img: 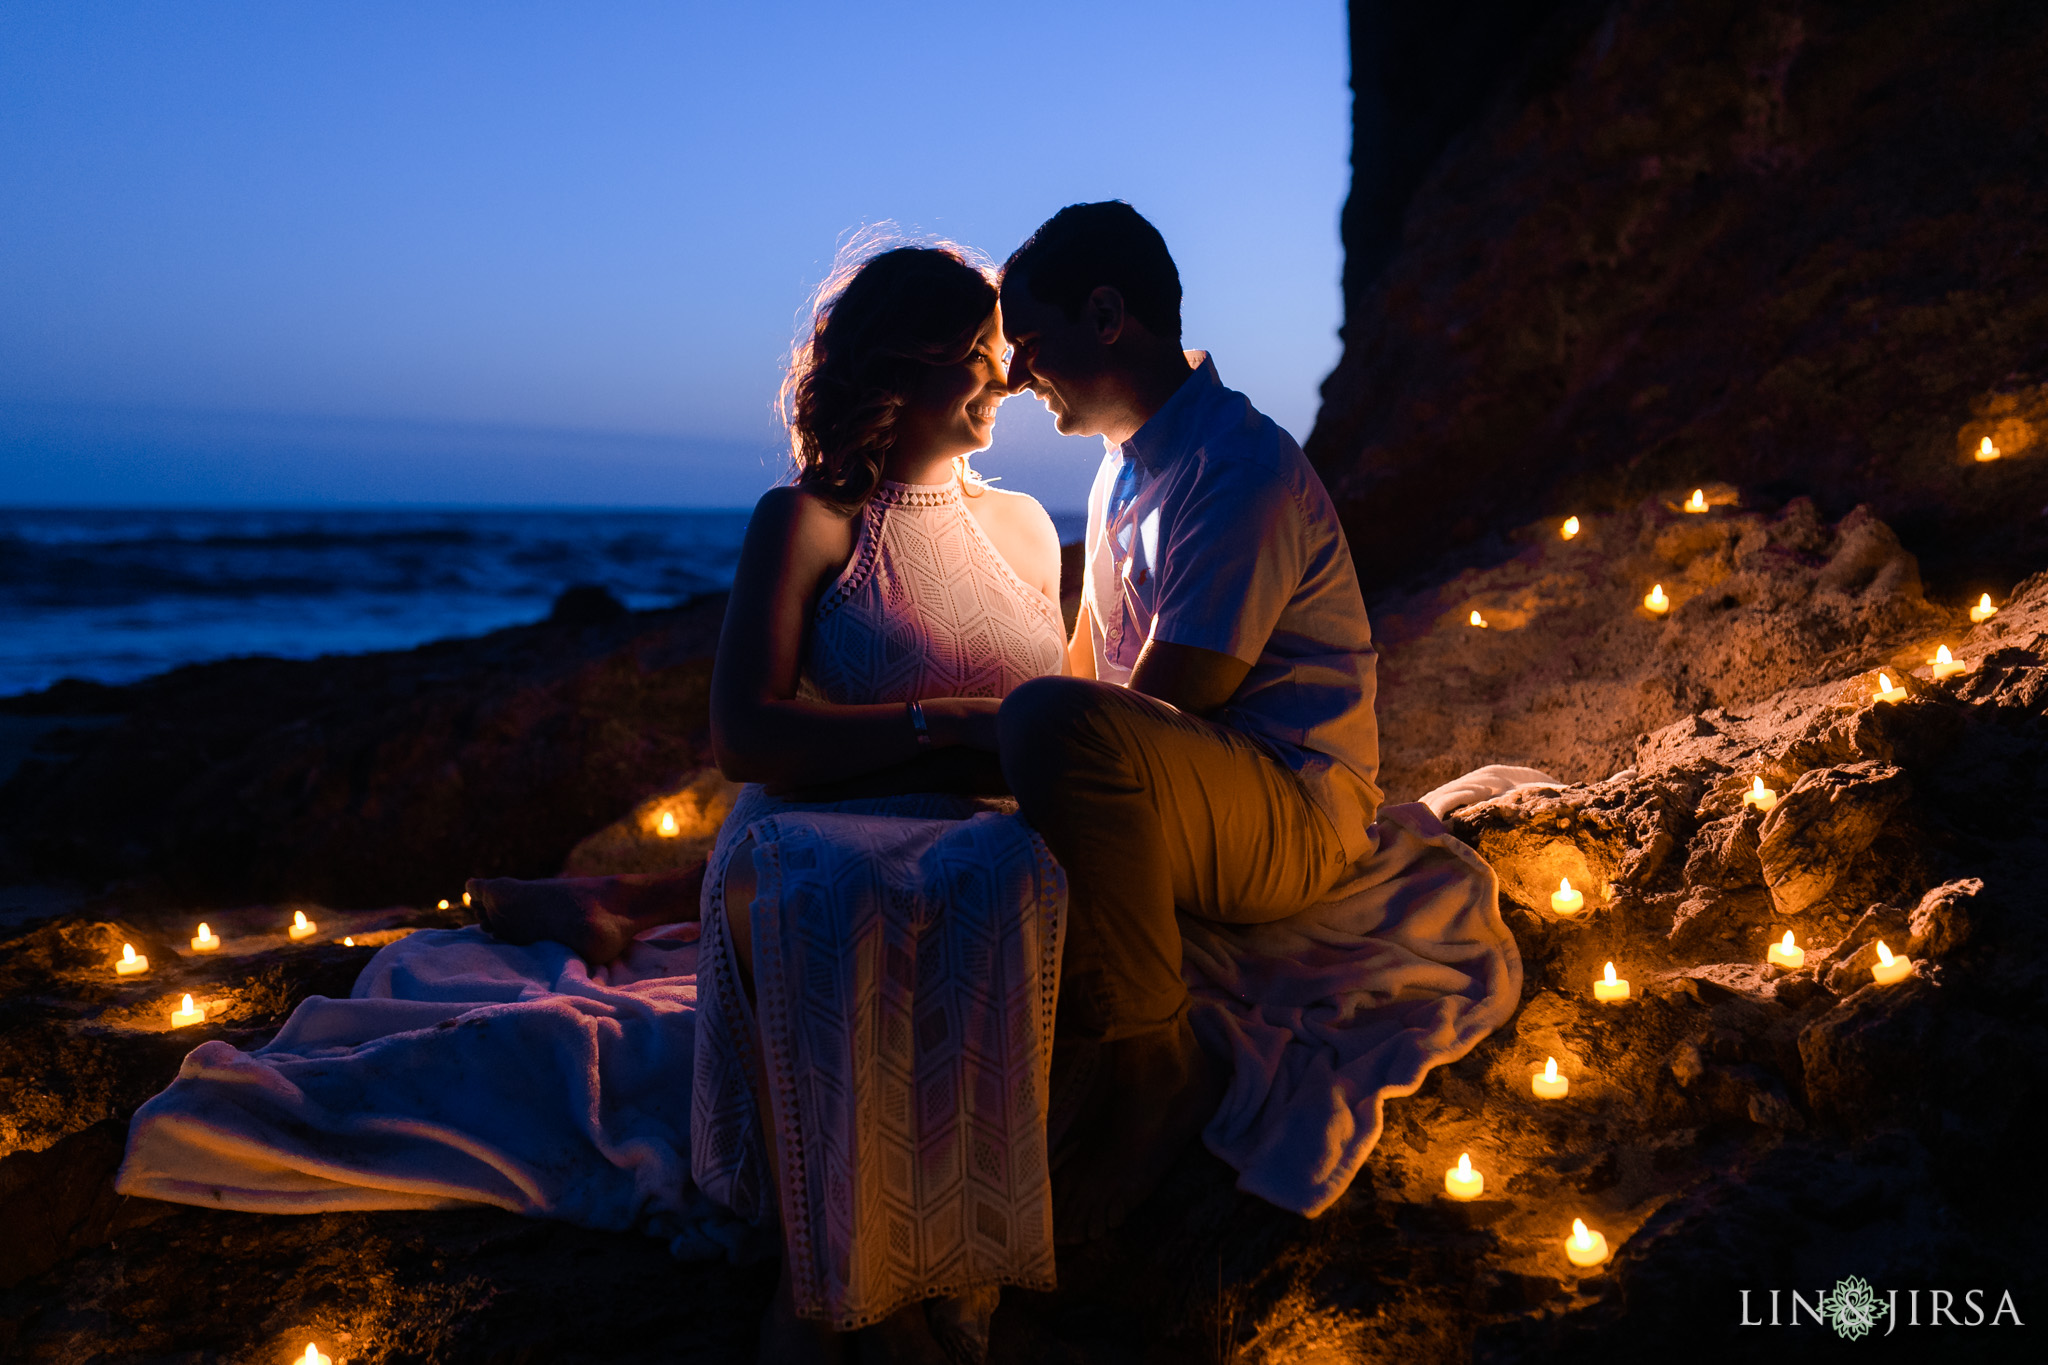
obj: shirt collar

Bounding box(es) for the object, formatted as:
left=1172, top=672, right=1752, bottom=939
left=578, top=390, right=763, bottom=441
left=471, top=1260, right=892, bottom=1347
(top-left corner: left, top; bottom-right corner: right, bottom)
left=1118, top=350, right=1220, bottom=474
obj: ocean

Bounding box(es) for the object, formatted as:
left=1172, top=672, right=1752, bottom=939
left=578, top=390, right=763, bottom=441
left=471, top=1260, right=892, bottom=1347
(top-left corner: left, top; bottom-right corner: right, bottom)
left=0, top=505, right=1089, bottom=698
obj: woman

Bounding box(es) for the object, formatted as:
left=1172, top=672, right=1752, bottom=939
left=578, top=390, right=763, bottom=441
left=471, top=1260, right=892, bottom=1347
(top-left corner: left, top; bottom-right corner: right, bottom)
left=483, top=241, right=1071, bottom=1362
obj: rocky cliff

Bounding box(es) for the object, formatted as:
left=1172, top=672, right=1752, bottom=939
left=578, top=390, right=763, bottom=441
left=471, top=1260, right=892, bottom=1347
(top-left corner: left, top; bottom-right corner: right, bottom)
left=1313, top=0, right=2048, bottom=601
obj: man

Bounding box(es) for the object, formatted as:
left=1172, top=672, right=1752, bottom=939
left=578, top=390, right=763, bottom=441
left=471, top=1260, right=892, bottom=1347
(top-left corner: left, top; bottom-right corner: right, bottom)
left=997, top=201, right=1383, bottom=1240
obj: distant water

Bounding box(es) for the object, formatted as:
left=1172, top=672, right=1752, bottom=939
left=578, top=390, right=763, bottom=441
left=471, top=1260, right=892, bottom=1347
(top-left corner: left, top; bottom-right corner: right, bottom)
left=0, top=505, right=1089, bottom=698
left=0, top=507, right=754, bottom=697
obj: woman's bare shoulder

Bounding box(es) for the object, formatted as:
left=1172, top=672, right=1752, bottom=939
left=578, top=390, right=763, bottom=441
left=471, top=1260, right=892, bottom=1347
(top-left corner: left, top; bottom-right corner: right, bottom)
left=748, top=484, right=858, bottom=546
left=968, top=484, right=1058, bottom=540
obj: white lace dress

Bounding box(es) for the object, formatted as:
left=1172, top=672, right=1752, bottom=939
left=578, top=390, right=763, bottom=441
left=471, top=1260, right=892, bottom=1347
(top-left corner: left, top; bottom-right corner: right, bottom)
left=689, top=478, right=1069, bottom=1329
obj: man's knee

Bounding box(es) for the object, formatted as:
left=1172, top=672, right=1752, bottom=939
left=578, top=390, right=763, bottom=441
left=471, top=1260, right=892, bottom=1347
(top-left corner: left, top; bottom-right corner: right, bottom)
left=1000, top=676, right=1121, bottom=794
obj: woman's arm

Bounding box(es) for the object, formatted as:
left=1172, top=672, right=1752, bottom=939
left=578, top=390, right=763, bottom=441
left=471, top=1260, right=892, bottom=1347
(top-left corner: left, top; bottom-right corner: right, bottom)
left=1067, top=599, right=1097, bottom=679
left=710, top=487, right=999, bottom=787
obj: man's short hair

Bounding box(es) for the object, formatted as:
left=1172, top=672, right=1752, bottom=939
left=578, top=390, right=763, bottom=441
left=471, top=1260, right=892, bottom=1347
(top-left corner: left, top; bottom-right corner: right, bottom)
left=1001, top=201, right=1183, bottom=343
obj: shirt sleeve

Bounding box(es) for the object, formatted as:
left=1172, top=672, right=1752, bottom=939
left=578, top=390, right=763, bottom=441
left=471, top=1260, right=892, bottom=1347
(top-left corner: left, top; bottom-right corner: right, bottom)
left=1150, top=454, right=1303, bottom=665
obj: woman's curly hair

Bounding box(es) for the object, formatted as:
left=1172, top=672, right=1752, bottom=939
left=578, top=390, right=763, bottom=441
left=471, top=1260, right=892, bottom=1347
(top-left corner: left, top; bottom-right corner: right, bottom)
left=780, top=236, right=998, bottom=510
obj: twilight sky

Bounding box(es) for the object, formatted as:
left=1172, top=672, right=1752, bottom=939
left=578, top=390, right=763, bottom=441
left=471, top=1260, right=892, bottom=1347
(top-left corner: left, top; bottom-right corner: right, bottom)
left=0, top=2, right=1349, bottom=512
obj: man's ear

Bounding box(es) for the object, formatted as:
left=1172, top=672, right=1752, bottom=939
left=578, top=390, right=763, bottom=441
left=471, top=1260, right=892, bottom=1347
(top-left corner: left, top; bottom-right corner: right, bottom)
left=1085, top=285, right=1127, bottom=346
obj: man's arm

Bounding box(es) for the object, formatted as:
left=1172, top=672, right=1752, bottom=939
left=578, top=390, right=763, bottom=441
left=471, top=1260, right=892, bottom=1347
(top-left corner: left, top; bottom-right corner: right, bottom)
left=1127, top=638, right=1250, bottom=716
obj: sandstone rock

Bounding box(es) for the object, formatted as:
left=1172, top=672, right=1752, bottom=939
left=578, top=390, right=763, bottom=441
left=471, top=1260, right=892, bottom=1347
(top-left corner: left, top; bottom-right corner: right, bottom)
left=0, top=596, right=726, bottom=910
left=1678, top=811, right=1764, bottom=890
left=1756, top=762, right=1910, bottom=915
left=559, top=766, right=741, bottom=877
left=1907, top=877, right=1979, bottom=959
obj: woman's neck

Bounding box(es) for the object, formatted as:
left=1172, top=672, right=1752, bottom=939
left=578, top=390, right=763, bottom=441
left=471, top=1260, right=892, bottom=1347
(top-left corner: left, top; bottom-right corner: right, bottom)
left=881, top=443, right=960, bottom=487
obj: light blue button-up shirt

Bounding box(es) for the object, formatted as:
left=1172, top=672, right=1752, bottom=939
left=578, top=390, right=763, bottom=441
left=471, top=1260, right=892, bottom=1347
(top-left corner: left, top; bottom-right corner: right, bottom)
left=1083, top=352, right=1383, bottom=856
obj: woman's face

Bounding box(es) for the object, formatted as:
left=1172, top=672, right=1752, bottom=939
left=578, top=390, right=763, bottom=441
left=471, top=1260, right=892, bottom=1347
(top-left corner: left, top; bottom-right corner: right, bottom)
left=896, top=308, right=1009, bottom=464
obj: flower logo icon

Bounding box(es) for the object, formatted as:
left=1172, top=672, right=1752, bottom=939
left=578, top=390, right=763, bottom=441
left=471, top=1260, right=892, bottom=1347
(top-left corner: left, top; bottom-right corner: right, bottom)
left=1822, top=1275, right=1882, bottom=1340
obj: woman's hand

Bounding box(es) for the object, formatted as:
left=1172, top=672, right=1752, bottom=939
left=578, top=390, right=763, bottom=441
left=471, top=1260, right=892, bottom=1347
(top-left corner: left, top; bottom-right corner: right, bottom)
left=923, top=696, right=1003, bottom=751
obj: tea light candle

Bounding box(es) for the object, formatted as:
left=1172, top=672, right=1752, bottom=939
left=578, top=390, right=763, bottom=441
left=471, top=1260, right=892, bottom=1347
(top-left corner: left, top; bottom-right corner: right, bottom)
left=1743, top=776, right=1778, bottom=813
left=288, top=909, right=318, bottom=941
left=1444, top=1152, right=1485, bottom=1200
left=1871, top=940, right=1912, bottom=986
left=1561, top=516, right=1580, bottom=540
left=1977, top=436, right=2000, bottom=462
left=1550, top=878, right=1585, bottom=914
left=1970, top=593, right=1997, bottom=624
left=171, top=993, right=205, bottom=1027
left=1767, top=930, right=1805, bottom=969
left=1594, top=961, right=1630, bottom=1002
left=1930, top=645, right=1965, bottom=679
left=437, top=899, right=451, bottom=910
left=1872, top=672, right=1907, bottom=704
left=191, top=922, right=221, bottom=952
left=1643, top=583, right=1669, bottom=614
left=343, top=937, right=354, bottom=946
left=658, top=809, right=680, bottom=836
left=1533, top=1056, right=1569, bottom=1100
left=1685, top=488, right=1708, bottom=513
left=1566, top=1218, right=1610, bottom=1268
left=115, top=943, right=149, bottom=976
left=298, top=1345, right=331, bottom=1365
left=1469, top=610, right=1489, bottom=628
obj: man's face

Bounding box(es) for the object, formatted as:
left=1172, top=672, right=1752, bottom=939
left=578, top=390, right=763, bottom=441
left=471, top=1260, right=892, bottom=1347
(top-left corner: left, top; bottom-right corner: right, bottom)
left=1000, top=285, right=1117, bottom=438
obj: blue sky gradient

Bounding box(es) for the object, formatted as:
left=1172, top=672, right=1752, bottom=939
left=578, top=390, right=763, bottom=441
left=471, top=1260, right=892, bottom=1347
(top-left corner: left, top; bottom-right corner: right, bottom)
left=0, top=2, right=1348, bottom=512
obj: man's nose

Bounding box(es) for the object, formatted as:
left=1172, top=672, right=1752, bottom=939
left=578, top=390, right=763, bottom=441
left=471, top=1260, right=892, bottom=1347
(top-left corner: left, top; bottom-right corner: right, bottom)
left=1002, top=352, right=1033, bottom=395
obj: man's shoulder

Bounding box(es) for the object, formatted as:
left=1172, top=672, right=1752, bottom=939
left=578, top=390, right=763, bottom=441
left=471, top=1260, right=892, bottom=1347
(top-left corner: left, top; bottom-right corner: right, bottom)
left=1182, top=398, right=1321, bottom=506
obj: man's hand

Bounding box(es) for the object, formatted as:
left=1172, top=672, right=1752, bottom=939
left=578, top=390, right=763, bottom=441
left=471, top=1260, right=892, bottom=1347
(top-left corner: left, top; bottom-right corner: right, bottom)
left=1127, top=639, right=1251, bottom=716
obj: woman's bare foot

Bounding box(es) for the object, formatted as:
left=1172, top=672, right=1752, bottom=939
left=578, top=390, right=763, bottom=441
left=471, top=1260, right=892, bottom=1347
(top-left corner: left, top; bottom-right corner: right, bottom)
left=466, top=863, right=705, bottom=966
left=1049, top=1012, right=1224, bottom=1244
left=760, top=1257, right=846, bottom=1364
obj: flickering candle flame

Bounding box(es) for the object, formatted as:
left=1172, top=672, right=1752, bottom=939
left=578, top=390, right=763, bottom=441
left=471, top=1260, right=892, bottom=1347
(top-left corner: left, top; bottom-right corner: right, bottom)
left=1977, top=436, right=2001, bottom=462
left=1593, top=960, right=1630, bottom=1003
left=462, top=890, right=472, bottom=907
left=344, top=937, right=354, bottom=946
left=1930, top=644, right=1965, bottom=679
left=1970, top=593, right=1997, bottom=624
left=1872, top=672, right=1907, bottom=704
left=1643, top=583, right=1669, bottom=614
left=191, top=922, right=220, bottom=952
left=1567, top=1217, right=1610, bottom=1267
left=298, top=1345, right=331, bottom=1365
left=438, top=899, right=450, bottom=910
left=171, top=993, right=205, bottom=1027
left=1561, top=516, right=1580, bottom=540
left=1443, top=1151, right=1485, bottom=1201
left=1767, top=929, right=1805, bottom=970
left=1685, top=488, right=1708, bottom=513
left=1743, top=776, right=1778, bottom=813
left=1549, top=877, right=1584, bottom=914
left=288, top=909, right=318, bottom=941
left=1532, top=1055, right=1569, bottom=1100
left=658, top=809, right=680, bottom=836
left=1871, top=939, right=1912, bottom=985
left=116, top=942, right=149, bottom=976
left=1469, top=610, right=1488, bottom=629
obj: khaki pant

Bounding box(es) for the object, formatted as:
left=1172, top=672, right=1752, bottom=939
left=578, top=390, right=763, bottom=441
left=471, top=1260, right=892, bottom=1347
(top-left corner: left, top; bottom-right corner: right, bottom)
left=999, top=676, right=1352, bottom=1043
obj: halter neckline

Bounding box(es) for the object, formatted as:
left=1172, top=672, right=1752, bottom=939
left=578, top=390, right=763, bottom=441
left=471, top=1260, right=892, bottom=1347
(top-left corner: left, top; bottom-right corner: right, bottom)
left=871, top=478, right=962, bottom=508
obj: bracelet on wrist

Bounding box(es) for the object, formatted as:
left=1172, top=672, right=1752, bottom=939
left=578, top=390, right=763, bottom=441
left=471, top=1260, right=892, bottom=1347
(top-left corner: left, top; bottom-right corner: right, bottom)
left=906, top=699, right=933, bottom=749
